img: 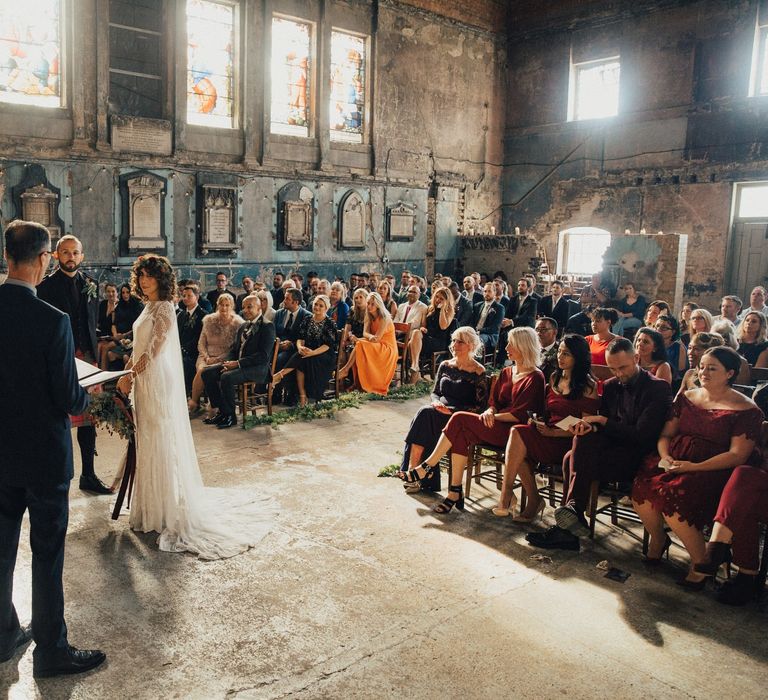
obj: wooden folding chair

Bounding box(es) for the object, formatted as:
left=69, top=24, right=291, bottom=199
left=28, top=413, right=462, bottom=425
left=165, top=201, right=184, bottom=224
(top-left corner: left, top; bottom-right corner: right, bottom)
left=237, top=338, right=280, bottom=425
left=394, top=322, right=412, bottom=385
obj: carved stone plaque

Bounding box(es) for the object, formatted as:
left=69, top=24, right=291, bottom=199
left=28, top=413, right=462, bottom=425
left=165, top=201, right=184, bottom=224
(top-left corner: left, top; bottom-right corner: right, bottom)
left=277, top=182, right=314, bottom=251
left=200, top=185, right=239, bottom=255
left=388, top=201, right=416, bottom=241
left=127, top=175, right=164, bottom=250
left=21, top=184, right=61, bottom=241
left=284, top=201, right=312, bottom=248
left=339, top=191, right=365, bottom=249
left=111, top=115, right=173, bottom=155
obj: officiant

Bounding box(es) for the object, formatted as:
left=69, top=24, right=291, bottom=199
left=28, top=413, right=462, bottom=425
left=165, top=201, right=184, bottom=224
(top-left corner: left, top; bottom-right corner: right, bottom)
left=37, top=235, right=112, bottom=494
left=0, top=220, right=106, bottom=677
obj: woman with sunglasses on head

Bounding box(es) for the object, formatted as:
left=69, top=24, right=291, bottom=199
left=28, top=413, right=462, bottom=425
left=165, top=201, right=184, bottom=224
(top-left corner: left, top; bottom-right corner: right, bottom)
left=653, top=315, right=688, bottom=380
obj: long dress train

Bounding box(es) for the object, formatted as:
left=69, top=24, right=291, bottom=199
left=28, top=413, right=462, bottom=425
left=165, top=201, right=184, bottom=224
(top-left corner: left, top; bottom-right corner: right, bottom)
left=128, top=300, right=276, bottom=559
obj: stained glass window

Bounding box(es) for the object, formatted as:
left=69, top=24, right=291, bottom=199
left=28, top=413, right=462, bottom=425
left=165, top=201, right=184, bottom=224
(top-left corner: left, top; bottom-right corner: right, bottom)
left=330, top=31, right=366, bottom=143
left=186, top=0, right=235, bottom=128
left=271, top=17, right=311, bottom=137
left=0, top=0, right=62, bottom=108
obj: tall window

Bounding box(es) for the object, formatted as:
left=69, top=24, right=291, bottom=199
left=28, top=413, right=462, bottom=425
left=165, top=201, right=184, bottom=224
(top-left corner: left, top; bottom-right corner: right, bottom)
left=271, top=17, right=312, bottom=137
left=0, top=0, right=62, bottom=108
left=568, top=57, right=620, bottom=121
left=558, top=227, right=611, bottom=275
left=186, top=0, right=235, bottom=128
left=329, top=30, right=366, bottom=144
left=749, top=21, right=768, bottom=96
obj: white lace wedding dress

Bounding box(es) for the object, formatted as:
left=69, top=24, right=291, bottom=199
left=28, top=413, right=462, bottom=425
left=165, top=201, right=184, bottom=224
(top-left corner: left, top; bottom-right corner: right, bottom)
left=128, top=300, right=276, bottom=559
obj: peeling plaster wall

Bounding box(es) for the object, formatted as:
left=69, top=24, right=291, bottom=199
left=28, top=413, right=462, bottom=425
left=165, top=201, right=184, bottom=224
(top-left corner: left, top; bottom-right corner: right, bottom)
left=0, top=0, right=506, bottom=288
left=502, top=0, right=767, bottom=311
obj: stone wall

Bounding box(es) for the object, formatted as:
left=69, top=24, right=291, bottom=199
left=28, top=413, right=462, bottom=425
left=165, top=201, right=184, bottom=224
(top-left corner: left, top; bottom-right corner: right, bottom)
left=502, top=0, right=766, bottom=311
left=0, top=0, right=506, bottom=288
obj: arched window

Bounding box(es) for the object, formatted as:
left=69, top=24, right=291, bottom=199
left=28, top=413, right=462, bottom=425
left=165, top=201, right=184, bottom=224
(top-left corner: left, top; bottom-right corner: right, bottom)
left=558, top=227, right=611, bottom=275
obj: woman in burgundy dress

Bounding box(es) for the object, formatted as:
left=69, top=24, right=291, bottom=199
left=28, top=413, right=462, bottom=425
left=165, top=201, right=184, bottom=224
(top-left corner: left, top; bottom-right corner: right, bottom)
left=492, top=334, right=600, bottom=522
left=400, top=327, right=545, bottom=514
left=632, top=347, right=762, bottom=588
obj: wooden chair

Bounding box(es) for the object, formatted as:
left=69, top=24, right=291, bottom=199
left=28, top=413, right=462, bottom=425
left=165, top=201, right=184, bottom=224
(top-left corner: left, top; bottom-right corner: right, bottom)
left=237, top=338, right=280, bottom=424
left=323, top=334, right=346, bottom=400
left=750, top=366, right=768, bottom=384
left=394, top=322, right=412, bottom=385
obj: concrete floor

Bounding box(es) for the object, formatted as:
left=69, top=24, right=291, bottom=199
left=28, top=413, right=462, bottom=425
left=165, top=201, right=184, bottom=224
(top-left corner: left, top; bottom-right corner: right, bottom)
left=2, top=397, right=767, bottom=699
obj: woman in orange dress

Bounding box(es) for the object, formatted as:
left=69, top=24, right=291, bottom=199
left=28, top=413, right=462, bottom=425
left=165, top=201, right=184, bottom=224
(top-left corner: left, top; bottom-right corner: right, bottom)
left=337, top=292, right=398, bottom=395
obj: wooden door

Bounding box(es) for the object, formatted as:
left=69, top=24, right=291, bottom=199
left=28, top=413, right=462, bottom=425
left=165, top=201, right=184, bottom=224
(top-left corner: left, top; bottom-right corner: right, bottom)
left=727, top=222, right=768, bottom=301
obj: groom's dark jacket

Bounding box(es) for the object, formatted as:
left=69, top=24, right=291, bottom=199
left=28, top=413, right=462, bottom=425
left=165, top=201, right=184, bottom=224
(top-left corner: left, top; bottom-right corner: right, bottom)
left=0, top=282, right=90, bottom=487
left=229, top=317, right=276, bottom=384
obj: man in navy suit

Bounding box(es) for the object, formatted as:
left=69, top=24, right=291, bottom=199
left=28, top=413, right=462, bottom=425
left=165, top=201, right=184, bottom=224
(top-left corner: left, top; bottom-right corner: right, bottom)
left=470, top=282, right=504, bottom=357
left=201, top=295, right=276, bottom=429
left=496, top=277, right=538, bottom=366
left=0, top=220, right=106, bottom=677
left=272, top=288, right=311, bottom=403
left=538, top=280, right=571, bottom=336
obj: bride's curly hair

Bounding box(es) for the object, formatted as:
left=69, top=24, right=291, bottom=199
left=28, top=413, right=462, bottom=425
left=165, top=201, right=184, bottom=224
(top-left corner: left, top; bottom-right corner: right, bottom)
left=131, top=254, right=178, bottom=302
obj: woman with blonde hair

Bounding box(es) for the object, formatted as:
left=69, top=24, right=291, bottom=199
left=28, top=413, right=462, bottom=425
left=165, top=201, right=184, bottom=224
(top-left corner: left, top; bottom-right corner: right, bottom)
left=400, top=327, right=545, bottom=514
left=406, top=286, right=456, bottom=383
left=399, top=327, right=489, bottom=493
left=337, top=292, right=398, bottom=395
left=736, top=311, right=768, bottom=367
left=188, top=292, right=244, bottom=416
left=377, top=280, right=398, bottom=317
left=684, top=307, right=713, bottom=346
left=256, top=290, right=275, bottom=323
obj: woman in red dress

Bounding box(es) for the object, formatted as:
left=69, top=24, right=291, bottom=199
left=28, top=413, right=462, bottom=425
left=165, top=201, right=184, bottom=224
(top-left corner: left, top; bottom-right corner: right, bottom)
left=400, top=327, right=545, bottom=514
left=492, top=334, right=600, bottom=522
left=632, top=347, right=763, bottom=588
left=585, top=307, right=618, bottom=366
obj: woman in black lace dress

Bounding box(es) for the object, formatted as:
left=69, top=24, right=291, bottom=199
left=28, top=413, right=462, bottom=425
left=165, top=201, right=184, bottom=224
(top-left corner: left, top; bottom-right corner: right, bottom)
left=272, top=295, right=338, bottom=406
left=400, top=326, right=489, bottom=492
left=406, top=286, right=457, bottom=383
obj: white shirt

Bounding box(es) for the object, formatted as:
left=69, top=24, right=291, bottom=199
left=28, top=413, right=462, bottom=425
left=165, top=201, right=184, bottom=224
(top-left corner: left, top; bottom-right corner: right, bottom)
left=394, top=300, right=427, bottom=329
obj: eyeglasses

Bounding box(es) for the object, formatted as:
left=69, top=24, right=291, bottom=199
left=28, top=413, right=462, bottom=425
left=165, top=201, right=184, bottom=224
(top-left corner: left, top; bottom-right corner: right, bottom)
left=655, top=325, right=672, bottom=331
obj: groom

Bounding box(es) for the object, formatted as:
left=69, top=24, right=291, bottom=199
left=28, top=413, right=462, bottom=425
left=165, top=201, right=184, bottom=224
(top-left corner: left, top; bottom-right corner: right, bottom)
left=0, top=220, right=106, bottom=677
left=37, top=234, right=112, bottom=494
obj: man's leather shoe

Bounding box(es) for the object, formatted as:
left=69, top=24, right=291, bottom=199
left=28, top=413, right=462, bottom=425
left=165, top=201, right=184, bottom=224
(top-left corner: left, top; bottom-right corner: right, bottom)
left=203, top=413, right=224, bottom=425
left=554, top=504, right=591, bottom=537
left=33, top=646, right=106, bottom=678
left=0, top=624, right=32, bottom=662
left=526, top=526, right=580, bottom=551
left=79, top=476, right=113, bottom=495
left=217, top=414, right=237, bottom=429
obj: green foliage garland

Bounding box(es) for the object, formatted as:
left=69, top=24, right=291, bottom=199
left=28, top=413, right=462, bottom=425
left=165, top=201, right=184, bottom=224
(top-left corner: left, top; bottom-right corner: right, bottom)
left=86, top=390, right=135, bottom=440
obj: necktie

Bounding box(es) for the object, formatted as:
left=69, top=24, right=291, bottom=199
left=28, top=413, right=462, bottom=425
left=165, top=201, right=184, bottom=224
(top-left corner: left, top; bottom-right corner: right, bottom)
left=404, top=305, right=411, bottom=322
left=286, top=312, right=294, bottom=330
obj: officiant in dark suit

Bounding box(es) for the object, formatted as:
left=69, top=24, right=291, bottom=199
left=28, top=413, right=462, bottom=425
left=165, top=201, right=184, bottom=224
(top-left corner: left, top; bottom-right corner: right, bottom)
left=177, top=284, right=208, bottom=393
left=201, top=295, right=276, bottom=429
left=37, top=234, right=111, bottom=495
left=0, top=220, right=106, bottom=678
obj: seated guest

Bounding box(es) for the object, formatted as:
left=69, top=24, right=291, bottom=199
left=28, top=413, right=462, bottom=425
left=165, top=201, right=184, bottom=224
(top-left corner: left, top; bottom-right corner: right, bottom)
left=97, top=282, right=119, bottom=368
left=255, top=289, right=275, bottom=323
left=738, top=285, right=768, bottom=320
left=538, top=280, right=570, bottom=334
left=613, top=283, right=647, bottom=338
left=653, top=315, right=688, bottom=380
left=585, top=307, right=619, bottom=365
left=188, top=293, right=243, bottom=416
left=737, top=310, right=768, bottom=366
left=497, top=278, right=538, bottom=366
left=565, top=300, right=594, bottom=337
left=270, top=271, right=286, bottom=308
left=328, top=281, right=350, bottom=331
left=271, top=295, right=338, bottom=407
left=206, top=271, right=231, bottom=308
left=273, top=288, right=312, bottom=398
left=235, top=276, right=256, bottom=314
left=201, top=295, right=276, bottom=429
left=679, top=301, right=698, bottom=345
left=399, top=327, right=490, bottom=493
left=694, top=465, right=768, bottom=605
left=337, top=292, right=398, bottom=395
left=377, top=280, right=399, bottom=317
left=579, top=273, right=611, bottom=307
left=529, top=338, right=672, bottom=551
left=107, top=283, right=143, bottom=367
left=633, top=327, right=673, bottom=383
left=396, top=270, right=412, bottom=302
left=177, top=284, right=207, bottom=396
left=714, top=294, right=742, bottom=326
left=683, top=307, right=713, bottom=346
left=463, top=275, right=483, bottom=305
left=493, top=279, right=509, bottom=307
left=449, top=281, right=473, bottom=327
left=401, top=327, right=545, bottom=513
left=407, top=287, right=457, bottom=384
left=394, top=285, right=428, bottom=330
left=643, top=299, right=670, bottom=327
left=632, top=347, right=762, bottom=587
left=678, top=331, right=724, bottom=394
left=710, top=319, right=752, bottom=384
left=494, top=334, right=599, bottom=521
left=535, top=317, right=559, bottom=380
left=470, top=282, right=504, bottom=356
left=340, top=288, right=368, bottom=369
left=178, top=280, right=212, bottom=313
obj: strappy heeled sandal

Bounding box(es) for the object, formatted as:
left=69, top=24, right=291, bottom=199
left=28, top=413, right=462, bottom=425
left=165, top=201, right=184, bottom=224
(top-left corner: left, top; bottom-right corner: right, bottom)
left=398, top=461, right=435, bottom=484
left=433, top=484, right=465, bottom=514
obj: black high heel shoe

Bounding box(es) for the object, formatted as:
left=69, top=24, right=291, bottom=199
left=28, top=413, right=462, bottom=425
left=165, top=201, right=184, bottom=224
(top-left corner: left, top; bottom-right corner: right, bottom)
left=676, top=573, right=712, bottom=591
left=433, top=485, right=464, bottom=514
left=694, top=541, right=733, bottom=577
left=399, top=461, right=435, bottom=484
left=642, top=534, right=672, bottom=566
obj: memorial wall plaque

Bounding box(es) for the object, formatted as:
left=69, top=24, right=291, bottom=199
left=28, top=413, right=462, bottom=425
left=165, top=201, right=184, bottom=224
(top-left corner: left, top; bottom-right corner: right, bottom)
left=339, top=190, right=365, bottom=249
left=127, top=175, right=165, bottom=250
left=21, top=184, right=62, bottom=241
left=111, top=115, right=173, bottom=156
left=387, top=201, right=416, bottom=241
left=284, top=201, right=311, bottom=248
left=277, top=181, right=314, bottom=251
left=200, top=186, right=238, bottom=255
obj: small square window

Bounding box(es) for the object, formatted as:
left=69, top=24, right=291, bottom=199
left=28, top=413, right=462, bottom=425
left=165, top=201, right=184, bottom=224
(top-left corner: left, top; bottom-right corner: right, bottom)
left=735, top=183, right=768, bottom=219
left=569, top=57, right=620, bottom=122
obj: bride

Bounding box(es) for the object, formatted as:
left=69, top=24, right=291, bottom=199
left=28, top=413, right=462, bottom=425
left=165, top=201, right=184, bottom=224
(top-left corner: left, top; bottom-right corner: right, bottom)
left=116, top=255, right=275, bottom=559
